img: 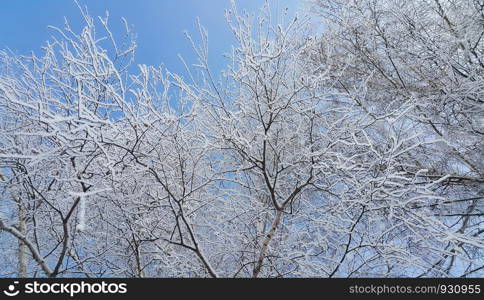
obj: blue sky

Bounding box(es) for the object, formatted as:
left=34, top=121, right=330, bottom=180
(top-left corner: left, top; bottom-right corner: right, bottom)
left=0, top=0, right=301, bottom=76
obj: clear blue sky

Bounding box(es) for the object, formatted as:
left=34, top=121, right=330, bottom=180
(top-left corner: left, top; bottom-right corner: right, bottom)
left=0, top=0, right=301, bottom=76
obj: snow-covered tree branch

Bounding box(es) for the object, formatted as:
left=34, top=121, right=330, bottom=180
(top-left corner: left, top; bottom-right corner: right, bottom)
left=0, top=0, right=482, bottom=278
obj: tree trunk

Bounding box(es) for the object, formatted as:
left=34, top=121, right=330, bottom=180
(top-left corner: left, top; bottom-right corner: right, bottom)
left=252, top=209, right=283, bottom=278
left=17, top=199, right=27, bottom=277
